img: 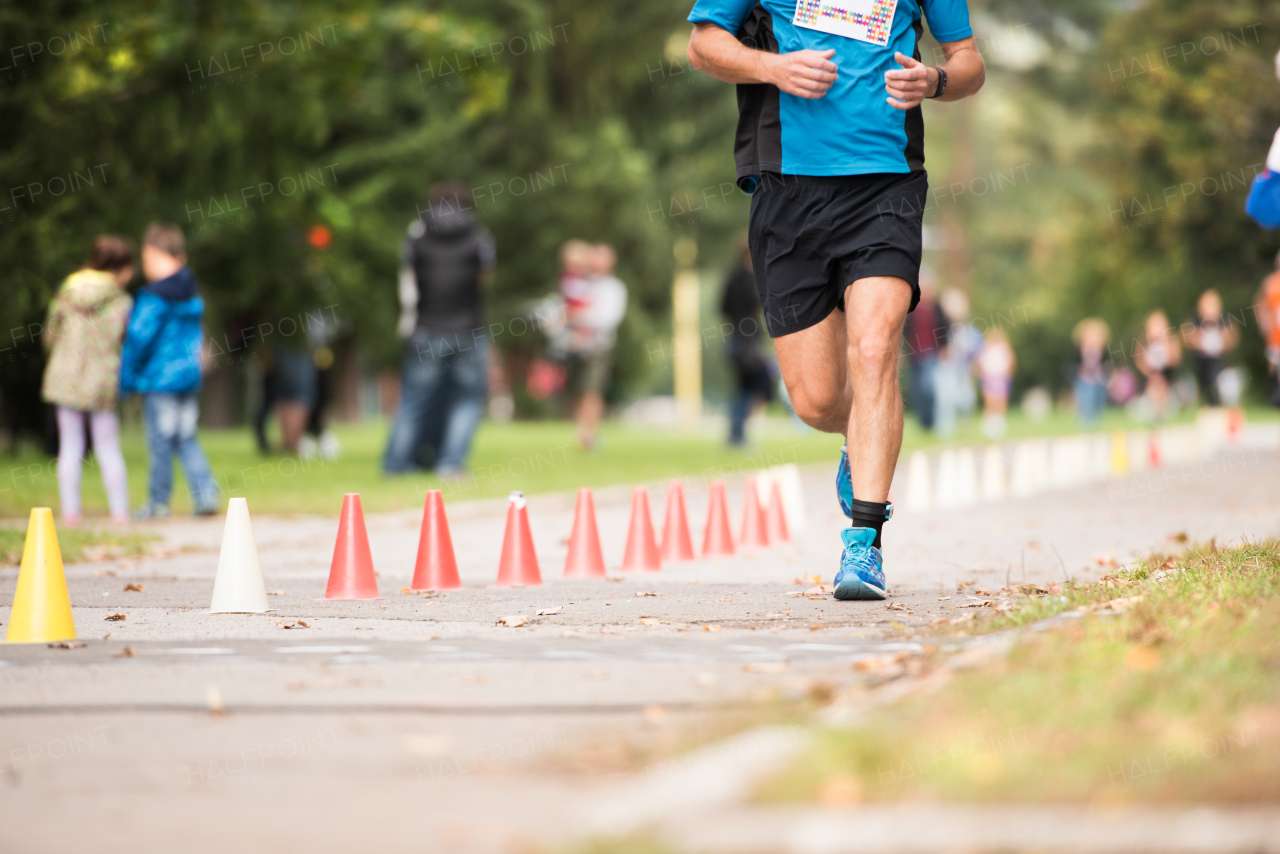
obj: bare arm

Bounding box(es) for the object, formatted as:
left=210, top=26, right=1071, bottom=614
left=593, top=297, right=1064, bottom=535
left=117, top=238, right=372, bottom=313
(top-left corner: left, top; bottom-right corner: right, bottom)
left=884, top=36, right=984, bottom=110
left=687, top=22, right=838, bottom=99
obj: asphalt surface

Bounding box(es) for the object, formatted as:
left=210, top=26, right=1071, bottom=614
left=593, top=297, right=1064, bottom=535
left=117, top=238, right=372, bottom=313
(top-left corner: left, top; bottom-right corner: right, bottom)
left=3, top=433, right=1279, bottom=853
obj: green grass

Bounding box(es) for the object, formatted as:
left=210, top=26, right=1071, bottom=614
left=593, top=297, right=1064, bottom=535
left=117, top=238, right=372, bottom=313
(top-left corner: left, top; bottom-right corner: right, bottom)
left=0, top=405, right=1258, bottom=519
left=0, top=526, right=160, bottom=566
left=757, top=542, right=1280, bottom=805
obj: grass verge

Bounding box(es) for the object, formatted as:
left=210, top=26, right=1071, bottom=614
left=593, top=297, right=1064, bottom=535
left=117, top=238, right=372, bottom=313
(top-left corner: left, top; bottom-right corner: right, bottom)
left=0, top=404, right=1236, bottom=519
left=757, top=541, right=1280, bottom=805
left=0, top=526, right=161, bottom=566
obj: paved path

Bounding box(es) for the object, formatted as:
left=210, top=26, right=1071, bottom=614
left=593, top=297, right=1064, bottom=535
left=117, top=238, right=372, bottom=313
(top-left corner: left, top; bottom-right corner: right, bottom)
left=2, top=440, right=1278, bottom=853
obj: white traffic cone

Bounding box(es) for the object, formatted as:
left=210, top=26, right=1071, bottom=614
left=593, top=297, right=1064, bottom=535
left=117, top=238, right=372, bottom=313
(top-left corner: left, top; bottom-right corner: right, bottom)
left=210, top=497, right=271, bottom=614
left=778, top=464, right=807, bottom=534
left=935, top=449, right=959, bottom=509
left=955, top=447, right=978, bottom=507
left=1029, top=440, right=1051, bottom=491
left=1010, top=442, right=1034, bottom=498
left=904, top=450, right=933, bottom=512
left=980, top=444, right=1006, bottom=502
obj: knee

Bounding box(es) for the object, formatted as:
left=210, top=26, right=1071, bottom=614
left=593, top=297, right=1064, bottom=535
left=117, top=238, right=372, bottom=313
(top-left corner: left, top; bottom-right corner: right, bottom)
left=786, top=376, right=842, bottom=427
left=848, top=333, right=898, bottom=378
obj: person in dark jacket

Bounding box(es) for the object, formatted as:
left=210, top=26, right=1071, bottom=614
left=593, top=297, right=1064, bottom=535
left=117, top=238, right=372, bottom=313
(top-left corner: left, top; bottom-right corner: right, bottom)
left=383, top=183, right=495, bottom=475
left=721, top=237, right=773, bottom=445
left=904, top=268, right=949, bottom=430
left=120, top=222, right=219, bottom=518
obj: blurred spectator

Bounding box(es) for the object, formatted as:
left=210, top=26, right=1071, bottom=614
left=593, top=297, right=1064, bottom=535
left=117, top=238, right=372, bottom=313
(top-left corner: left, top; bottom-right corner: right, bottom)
left=299, top=311, right=340, bottom=461
left=1072, top=318, right=1111, bottom=428
left=977, top=326, right=1015, bottom=439
left=904, top=268, right=948, bottom=430
left=720, top=236, right=773, bottom=446
left=272, top=345, right=316, bottom=454
left=384, top=183, right=494, bottom=476
left=933, top=288, right=979, bottom=438
left=1184, top=289, right=1238, bottom=407
left=121, top=222, right=220, bottom=518
left=41, top=235, right=135, bottom=524
left=1136, top=310, right=1181, bottom=421
left=1257, top=250, right=1280, bottom=407
left=563, top=242, right=627, bottom=450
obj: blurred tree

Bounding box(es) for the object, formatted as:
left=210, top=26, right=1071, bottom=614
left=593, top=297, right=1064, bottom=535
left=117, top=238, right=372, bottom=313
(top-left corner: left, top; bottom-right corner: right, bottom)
left=0, top=0, right=745, bottom=442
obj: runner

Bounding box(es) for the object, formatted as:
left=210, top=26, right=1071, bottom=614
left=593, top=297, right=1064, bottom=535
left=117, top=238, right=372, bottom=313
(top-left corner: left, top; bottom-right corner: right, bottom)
left=1256, top=252, right=1280, bottom=408
left=686, top=0, right=984, bottom=600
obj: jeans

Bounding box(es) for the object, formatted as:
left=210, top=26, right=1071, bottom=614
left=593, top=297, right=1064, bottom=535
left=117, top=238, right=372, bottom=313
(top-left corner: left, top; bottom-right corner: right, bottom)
left=383, top=331, right=488, bottom=473
left=1075, top=378, right=1107, bottom=427
left=143, top=392, right=219, bottom=510
left=727, top=333, right=772, bottom=445
left=909, top=356, right=939, bottom=430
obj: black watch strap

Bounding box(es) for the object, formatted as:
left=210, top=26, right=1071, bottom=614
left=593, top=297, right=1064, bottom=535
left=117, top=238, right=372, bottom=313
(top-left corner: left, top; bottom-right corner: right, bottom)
left=929, top=66, right=947, bottom=99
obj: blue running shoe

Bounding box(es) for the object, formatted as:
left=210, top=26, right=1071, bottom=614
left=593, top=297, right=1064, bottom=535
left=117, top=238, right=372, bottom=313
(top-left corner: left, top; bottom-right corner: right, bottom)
left=833, top=527, right=886, bottom=600
left=836, top=445, right=853, bottom=519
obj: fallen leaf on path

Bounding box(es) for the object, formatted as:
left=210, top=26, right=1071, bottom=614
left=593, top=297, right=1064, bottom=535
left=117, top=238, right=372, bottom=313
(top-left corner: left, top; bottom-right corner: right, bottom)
left=1014, top=584, right=1048, bottom=595
left=635, top=591, right=661, bottom=597
left=497, top=615, right=529, bottom=627
left=536, top=607, right=562, bottom=616
left=819, top=774, right=863, bottom=806
left=123, top=583, right=144, bottom=592
left=47, top=641, right=86, bottom=649
left=1093, top=553, right=1117, bottom=567
left=885, top=602, right=907, bottom=611
left=743, top=661, right=787, bottom=674
left=113, top=646, right=136, bottom=658
left=960, top=600, right=991, bottom=609
left=93, top=569, right=116, bottom=577
left=605, top=576, right=624, bottom=582
left=267, top=589, right=286, bottom=596
left=276, top=620, right=309, bottom=629
left=105, top=613, right=126, bottom=621
left=808, top=625, right=826, bottom=631
left=937, top=596, right=951, bottom=600
left=639, top=617, right=662, bottom=626
left=974, top=588, right=992, bottom=596
left=702, top=624, right=721, bottom=632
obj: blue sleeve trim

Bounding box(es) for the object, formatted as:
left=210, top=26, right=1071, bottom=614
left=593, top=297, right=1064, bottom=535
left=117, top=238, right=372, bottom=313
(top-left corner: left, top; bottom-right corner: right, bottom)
left=687, top=0, right=755, bottom=33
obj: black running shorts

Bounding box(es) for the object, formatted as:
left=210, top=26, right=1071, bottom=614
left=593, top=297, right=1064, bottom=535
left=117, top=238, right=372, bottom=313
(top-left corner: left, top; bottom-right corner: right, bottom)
left=747, top=170, right=928, bottom=338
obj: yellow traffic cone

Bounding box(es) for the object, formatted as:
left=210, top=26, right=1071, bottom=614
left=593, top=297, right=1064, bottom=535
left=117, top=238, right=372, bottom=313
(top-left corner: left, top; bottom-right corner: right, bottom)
left=6, top=508, right=76, bottom=643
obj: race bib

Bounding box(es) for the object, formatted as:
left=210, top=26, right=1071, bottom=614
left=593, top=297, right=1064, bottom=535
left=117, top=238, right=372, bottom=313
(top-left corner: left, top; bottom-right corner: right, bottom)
left=793, top=0, right=899, bottom=47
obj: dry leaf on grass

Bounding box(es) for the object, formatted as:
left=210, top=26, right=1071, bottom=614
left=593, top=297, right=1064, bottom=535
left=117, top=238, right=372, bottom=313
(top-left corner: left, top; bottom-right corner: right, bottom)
left=104, top=613, right=126, bottom=621
left=635, top=591, right=661, bottom=597
left=47, top=641, right=86, bottom=649
left=497, top=615, right=529, bottom=627
left=536, top=607, right=562, bottom=616
left=123, top=583, right=144, bottom=592
left=276, top=620, right=309, bottom=629
left=1084, top=595, right=1143, bottom=613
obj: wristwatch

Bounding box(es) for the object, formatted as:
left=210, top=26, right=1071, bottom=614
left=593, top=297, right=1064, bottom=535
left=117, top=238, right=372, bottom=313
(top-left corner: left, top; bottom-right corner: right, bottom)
left=928, top=66, right=947, bottom=99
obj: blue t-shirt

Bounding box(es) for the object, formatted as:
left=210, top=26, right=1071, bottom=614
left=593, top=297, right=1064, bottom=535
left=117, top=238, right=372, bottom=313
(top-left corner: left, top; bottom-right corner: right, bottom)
left=687, top=0, right=972, bottom=188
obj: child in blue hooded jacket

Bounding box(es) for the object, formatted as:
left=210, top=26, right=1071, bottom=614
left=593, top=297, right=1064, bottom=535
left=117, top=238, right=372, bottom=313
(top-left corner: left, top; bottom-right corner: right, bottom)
left=120, top=222, right=220, bottom=518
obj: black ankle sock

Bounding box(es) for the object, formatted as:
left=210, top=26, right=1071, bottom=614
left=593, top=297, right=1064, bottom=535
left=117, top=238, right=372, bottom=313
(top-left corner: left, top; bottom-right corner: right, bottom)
left=848, top=498, right=891, bottom=549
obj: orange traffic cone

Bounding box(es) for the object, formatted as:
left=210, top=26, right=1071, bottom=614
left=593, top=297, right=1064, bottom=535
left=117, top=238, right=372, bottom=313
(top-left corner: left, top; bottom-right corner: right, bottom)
left=326, top=493, right=380, bottom=599
left=765, top=480, right=790, bottom=543
left=621, top=486, right=661, bottom=572
left=660, top=479, right=695, bottom=563
left=412, top=489, right=461, bottom=590
left=740, top=476, right=769, bottom=549
left=702, top=479, right=735, bottom=557
left=564, top=488, right=606, bottom=578
left=496, top=491, right=541, bottom=587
